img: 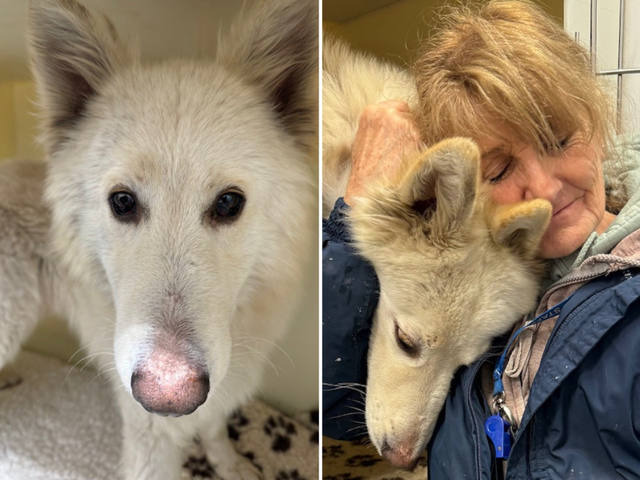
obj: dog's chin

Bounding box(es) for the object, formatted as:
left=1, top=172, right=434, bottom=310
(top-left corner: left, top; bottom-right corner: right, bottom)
left=377, top=432, right=429, bottom=471
left=368, top=414, right=433, bottom=471
left=136, top=399, right=206, bottom=418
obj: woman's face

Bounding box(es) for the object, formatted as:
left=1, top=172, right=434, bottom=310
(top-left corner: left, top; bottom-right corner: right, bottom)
left=476, top=127, right=610, bottom=259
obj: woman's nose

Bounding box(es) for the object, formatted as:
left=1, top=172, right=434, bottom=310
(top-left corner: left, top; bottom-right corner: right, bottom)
left=522, top=153, right=562, bottom=203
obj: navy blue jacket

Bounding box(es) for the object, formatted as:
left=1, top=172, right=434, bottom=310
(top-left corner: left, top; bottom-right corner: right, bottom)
left=323, top=200, right=640, bottom=479
left=323, top=199, right=378, bottom=440
left=430, top=268, right=640, bottom=480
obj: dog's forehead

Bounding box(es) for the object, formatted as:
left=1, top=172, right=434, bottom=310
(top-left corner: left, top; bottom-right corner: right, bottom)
left=87, top=63, right=296, bottom=188
left=376, top=240, right=494, bottom=285
left=379, top=248, right=509, bottom=316
left=96, top=61, right=285, bottom=152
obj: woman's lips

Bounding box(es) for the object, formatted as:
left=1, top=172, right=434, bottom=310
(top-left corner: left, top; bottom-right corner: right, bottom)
left=552, top=201, right=573, bottom=216
left=552, top=196, right=583, bottom=217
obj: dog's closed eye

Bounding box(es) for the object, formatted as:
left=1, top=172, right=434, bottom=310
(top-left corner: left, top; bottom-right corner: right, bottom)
left=394, top=321, right=421, bottom=358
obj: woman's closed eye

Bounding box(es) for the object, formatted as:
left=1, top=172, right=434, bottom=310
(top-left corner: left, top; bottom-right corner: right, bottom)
left=484, top=155, right=515, bottom=184
left=544, top=133, right=574, bottom=154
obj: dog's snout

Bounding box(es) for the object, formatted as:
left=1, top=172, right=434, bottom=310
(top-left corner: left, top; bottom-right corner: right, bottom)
left=131, top=350, right=209, bottom=417
left=380, top=437, right=421, bottom=471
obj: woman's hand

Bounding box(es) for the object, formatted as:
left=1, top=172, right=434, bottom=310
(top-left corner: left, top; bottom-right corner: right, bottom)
left=344, top=100, right=421, bottom=206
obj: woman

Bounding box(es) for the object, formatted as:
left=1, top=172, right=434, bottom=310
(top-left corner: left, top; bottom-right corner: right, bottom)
left=322, top=1, right=640, bottom=478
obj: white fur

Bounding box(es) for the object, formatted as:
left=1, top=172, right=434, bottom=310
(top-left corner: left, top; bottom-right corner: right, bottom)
left=0, top=1, right=317, bottom=478
left=323, top=38, right=550, bottom=469
left=321, top=36, right=418, bottom=217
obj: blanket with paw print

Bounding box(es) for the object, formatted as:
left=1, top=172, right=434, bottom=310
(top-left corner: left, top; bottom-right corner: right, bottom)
left=0, top=351, right=318, bottom=480
left=322, top=436, right=427, bottom=480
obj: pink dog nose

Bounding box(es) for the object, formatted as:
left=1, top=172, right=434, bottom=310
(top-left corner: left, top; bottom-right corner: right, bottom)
left=381, top=439, right=421, bottom=471
left=131, top=350, right=209, bottom=416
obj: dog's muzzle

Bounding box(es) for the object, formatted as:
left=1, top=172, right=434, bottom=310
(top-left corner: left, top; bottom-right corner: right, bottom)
left=131, top=349, right=209, bottom=416
left=380, top=435, right=421, bottom=471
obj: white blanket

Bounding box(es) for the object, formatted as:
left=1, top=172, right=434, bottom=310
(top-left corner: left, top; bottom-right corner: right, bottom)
left=0, top=352, right=318, bottom=480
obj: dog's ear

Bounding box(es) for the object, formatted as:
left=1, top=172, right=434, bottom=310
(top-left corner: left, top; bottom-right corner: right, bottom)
left=28, top=0, right=134, bottom=153
left=398, top=138, right=479, bottom=235
left=488, top=199, right=552, bottom=258
left=217, top=0, right=318, bottom=149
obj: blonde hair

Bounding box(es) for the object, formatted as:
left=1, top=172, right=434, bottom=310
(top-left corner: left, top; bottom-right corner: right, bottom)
left=413, top=0, right=614, bottom=154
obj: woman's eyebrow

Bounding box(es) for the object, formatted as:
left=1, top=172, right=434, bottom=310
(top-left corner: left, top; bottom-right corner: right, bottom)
left=481, top=145, right=506, bottom=161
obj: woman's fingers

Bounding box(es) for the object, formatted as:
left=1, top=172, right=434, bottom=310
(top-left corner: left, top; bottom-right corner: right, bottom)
left=344, top=100, right=421, bottom=205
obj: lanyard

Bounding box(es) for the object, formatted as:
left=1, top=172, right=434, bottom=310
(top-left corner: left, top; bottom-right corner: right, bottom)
left=485, top=295, right=572, bottom=460
left=492, top=296, right=572, bottom=398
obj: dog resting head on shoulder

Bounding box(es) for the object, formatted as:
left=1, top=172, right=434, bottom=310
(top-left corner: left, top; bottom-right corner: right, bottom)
left=27, top=0, right=317, bottom=420
left=348, top=138, right=551, bottom=470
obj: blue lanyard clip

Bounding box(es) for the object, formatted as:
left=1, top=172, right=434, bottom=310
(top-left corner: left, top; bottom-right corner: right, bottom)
left=486, top=296, right=572, bottom=460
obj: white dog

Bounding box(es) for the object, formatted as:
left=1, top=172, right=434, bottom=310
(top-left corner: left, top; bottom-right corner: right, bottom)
left=323, top=38, right=550, bottom=469
left=0, top=0, right=317, bottom=478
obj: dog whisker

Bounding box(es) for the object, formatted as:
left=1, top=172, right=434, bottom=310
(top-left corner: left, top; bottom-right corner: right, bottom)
left=67, top=332, right=114, bottom=363
left=215, top=386, right=238, bottom=413
left=229, top=350, right=287, bottom=376
left=235, top=335, right=295, bottom=367
left=208, top=390, right=227, bottom=413
left=345, top=425, right=368, bottom=435
left=107, top=382, right=127, bottom=405
left=224, top=370, right=268, bottom=401
left=345, top=404, right=366, bottom=414
left=322, top=382, right=367, bottom=397
left=90, top=366, right=118, bottom=386
left=232, top=346, right=284, bottom=377
left=65, top=349, right=114, bottom=382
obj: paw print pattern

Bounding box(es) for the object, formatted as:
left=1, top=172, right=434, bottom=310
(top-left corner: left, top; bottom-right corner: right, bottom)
left=227, top=410, right=250, bottom=442
left=0, top=377, right=22, bottom=390
left=322, top=444, right=345, bottom=458
left=241, top=451, right=263, bottom=474
left=227, top=425, right=240, bottom=441
left=0, top=372, right=22, bottom=390
left=310, top=410, right=318, bottom=426
left=350, top=437, right=370, bottom=447
left=275, top=468, right=307, bottom=480
left=323, top=475, right=364, bottom=480
left=263, top=415, right=297, bottom=453
left=183, top=455, right=215, bottom=479
left=308, top=410, right=319, bottom=444
left=344, top=454, right=382, bottom=468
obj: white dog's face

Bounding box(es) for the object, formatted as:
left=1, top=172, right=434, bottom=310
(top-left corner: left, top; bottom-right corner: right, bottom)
left=29, top=0, right=316, bottom=416
left=80, top=71, right=304, bottom=414
left=349, top=138, right=550, bottom=468
left=365, top=241, right=541, bottom=468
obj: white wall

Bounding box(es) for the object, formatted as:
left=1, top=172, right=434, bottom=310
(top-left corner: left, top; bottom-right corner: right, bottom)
left=565, top=0, right=640, bottom=133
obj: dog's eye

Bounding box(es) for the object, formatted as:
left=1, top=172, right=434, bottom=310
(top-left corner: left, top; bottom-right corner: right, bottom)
left=109, top=191, right=138, bottom=221
left=395, top=322, right=420, bottom=358
left=213, top=191, right=245, bottom=220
